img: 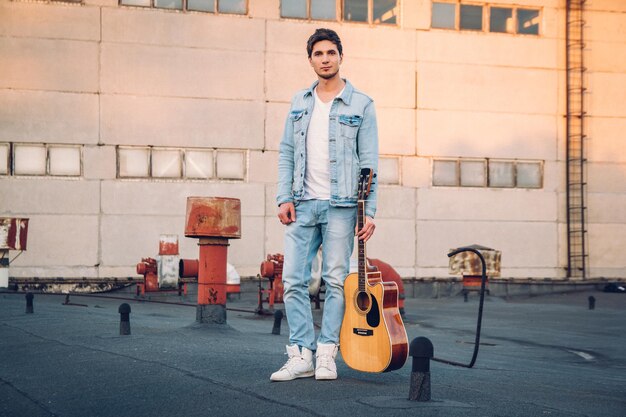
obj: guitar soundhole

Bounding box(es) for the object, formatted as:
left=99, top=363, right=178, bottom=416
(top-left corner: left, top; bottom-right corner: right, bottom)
left=356, top=291, right=370, bottom=313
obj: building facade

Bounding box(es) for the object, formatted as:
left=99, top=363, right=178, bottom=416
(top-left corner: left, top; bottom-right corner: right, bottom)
left=0, top=0, right=624, bottom=281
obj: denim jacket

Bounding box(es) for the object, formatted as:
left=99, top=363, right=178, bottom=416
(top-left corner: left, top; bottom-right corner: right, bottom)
left=277, top=79, right=379, bottom=218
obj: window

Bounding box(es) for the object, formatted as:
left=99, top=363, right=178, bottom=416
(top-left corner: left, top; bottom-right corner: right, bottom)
left=517, top=8, right=540, bottom=35
left=117, top=146, right=245, bottom=180
left=120, top=0, right=247, bottom=14
left=489, top=6, right=513, bottom=33
left=431, top=2, right=541, bottom=36
left=0, top=143, right=10, bottom=175
left=280, top=0, right=397, bottom=25
left=216, top=150, right=245, bottom=180
left=433, top=158, right=544, bottom=189
left=433, top=159, right=458, bottom=186
left=2, top=143, right=82, bottom=177
left=460, top=4, right=482, bottom=31
left=432, top=2, right=456, bottom=29
left=459, top=159, right=486, bottom=186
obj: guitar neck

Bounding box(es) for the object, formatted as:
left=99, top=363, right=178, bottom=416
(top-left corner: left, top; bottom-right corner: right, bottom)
left=357, top=199, right=367, bottom=292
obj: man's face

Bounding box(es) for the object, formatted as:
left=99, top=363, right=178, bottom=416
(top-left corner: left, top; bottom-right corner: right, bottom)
left=309, top=40, right=342, bottom=80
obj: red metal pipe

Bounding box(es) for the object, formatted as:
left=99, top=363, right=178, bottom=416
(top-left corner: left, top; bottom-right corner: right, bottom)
left=197, top=238, right=228, bottom=305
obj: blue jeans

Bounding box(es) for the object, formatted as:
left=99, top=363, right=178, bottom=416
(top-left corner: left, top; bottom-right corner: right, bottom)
left=282, top=200, right=356, bottom=351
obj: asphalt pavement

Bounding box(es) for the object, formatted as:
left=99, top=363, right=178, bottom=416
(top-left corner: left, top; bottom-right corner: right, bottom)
left=1, top=286, right=624, bottom=417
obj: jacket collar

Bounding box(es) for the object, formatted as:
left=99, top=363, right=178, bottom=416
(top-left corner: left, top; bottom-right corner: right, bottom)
left=304, top=78, right=353, bottom=105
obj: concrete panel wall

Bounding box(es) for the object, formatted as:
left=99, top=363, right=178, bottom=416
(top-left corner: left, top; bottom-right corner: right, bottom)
left=1, top=0, right=624, bottom=281
left=100, top=95, right=265, bottom=149
left=0, top=90, right=99, bottom=143
left=100, top=43, right=265, bottom=100
left=0, top=38, right=99, bottom=92
left=0, top=1, right=101, bottom=41
left=418, top=63, right=558, bottom=114
left=417, top=110, right=558, bottom=159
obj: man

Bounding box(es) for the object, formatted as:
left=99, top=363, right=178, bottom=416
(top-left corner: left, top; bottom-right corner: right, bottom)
left=271, top=28, right=379, bottom=382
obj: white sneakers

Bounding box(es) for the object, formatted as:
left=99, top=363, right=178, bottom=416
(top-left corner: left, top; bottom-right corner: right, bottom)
left=270, top=345, right=314, bottom=381
left=270, top=343, right=339, bottom=382
left=315, top=343, right=338, bottom=380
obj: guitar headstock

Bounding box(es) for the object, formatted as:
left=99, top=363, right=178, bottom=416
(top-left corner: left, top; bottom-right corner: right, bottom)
left=357, top=168, right=375, bottom=201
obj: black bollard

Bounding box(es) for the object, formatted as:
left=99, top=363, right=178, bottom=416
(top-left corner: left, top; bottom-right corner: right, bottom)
left=25, top=292, right=34, bottom=314
left=408, top=337, right=434, bottom=401
left=272, top=310, right=283, bottom=335
left=118, top=303, right=131, bottom=335
left=588, top=296, right=596, bottom=310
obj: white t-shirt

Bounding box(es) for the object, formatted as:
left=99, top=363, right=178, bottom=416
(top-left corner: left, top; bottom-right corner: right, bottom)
left=303, top=87, right=344, bottom=200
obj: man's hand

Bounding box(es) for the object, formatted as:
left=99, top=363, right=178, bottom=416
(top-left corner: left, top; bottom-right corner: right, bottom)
left=356, top=216, right=376, bottom=242
left=278, top=202, right=296, bottom=225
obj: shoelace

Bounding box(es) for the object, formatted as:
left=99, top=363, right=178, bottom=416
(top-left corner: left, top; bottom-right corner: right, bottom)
left=317, top=354, right=333, bottom=369
left=280, top=354, right=303, bottom=370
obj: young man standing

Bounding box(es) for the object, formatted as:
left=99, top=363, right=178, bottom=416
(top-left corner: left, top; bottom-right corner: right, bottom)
left=271, top=28, right=379, bottom=381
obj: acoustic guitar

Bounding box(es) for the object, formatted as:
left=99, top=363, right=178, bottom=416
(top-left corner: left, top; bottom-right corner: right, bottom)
left=339, top=168, right=408, bottom=373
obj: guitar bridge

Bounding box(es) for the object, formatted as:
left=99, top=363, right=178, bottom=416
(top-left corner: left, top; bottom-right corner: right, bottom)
left=353, top=328, right=373, bottom=336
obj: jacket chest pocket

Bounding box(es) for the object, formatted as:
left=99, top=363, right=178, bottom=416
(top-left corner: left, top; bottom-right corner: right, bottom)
left=338, top=114, right=362, bottom=140
left=290, top=109, right=306, bottom=135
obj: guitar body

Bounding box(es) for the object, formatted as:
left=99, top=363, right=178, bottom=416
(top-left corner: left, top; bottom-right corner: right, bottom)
left=340, top=271, right=409, bottom=373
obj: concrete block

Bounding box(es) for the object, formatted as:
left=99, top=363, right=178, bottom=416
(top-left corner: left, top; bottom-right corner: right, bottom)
left=266, top=102, right=290, bottom=151
left=588, top=162, right=626, bottom=193
left=7, top=214, right=99, bottom=267
left=84, top=0, right=118, bottom=6
left=586, top=72, right=626, bottom=118
left=543, top=160, right=561, bottom=193
left=416, top=220, right=558, bottom=269
left=101, top=43, right=264, bottom=100
left=339, top=26, right=416, bottom=62
left=588, top=193, right=626, bottom=224
left=417, top=62, right=557, bottom=115
left=367, top=218, right=416, bottom=268
left=249, top=0, right=280, bottom=19
left=265, top=183, right=279, bottom=217
left=101, top=214, right=186, bottom=266
left=0, top=38, right=99, bottom=92
left=377, top=107, right=415, bottom=155
left=401, top=157, right=431, bottom=188
left=265, top=52, right=314, bottom=103
left=0, top=1, right=100, bottom=40
left=416, top=188, right=558, bottom=222
left=588, top=223, right=626, bottom=269
left=102, top=7, right=265, bottom=51
left=266, top=20, right=339, bottom=54
left=585, top=0, right=626, bottom=12
left=403, top=0, right=430, bottom=30
left=228, top=216, right=265, bottom=274
left=417, top=110, right=558, bottom=160
left=0, top=90, right=99, bottom=144
left=342, top=58, right=415, bottom=109
left=83, top=145, right=117, bottom=180
left=417, top=31, right=558, bottom=69
left=378, top=157, right=400, bottom=185
left=100, top=95, right=264, bottom=149
left=8, top=265, right=99, bottom=279
left=376, top=186, right=416, bottom=219
left=101, top=180, right=265, bottom=216
left=264, top=216, right=285, bottom=255
left=0, top=178, right=100, bottom=215
left=249, top=150, right=278, bottom=183
left=587, top=117, right=626, bottom=163
left=586, top=40, right=626, bottom=74
left=585, top=8, right=626, bottom=42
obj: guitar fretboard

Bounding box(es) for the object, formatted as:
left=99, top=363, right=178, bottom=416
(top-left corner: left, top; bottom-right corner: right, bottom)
left=357, top=200, right=366, bottom=292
